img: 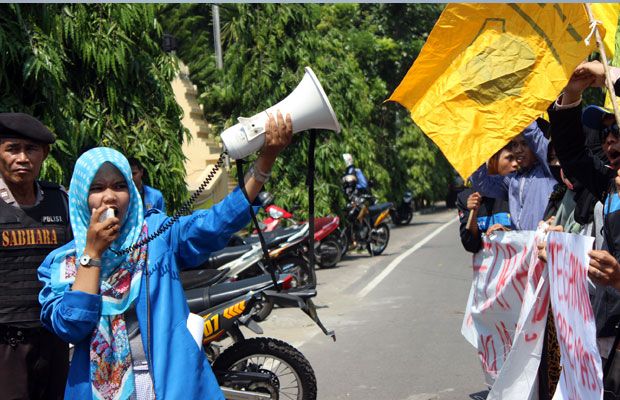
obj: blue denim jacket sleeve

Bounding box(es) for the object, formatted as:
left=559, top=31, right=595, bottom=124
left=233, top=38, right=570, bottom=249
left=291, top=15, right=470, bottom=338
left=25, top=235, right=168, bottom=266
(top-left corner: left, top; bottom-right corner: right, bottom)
left=523, top=120, right=551, bottom=176
left=470, top=164, right=510, bottom=200
left=38, top=248, right=102, bottom=343
left=170, top=187, right=259, bottom=268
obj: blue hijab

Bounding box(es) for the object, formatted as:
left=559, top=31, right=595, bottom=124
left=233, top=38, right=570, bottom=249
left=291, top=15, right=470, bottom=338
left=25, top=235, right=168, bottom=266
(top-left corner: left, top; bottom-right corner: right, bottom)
left=51, top=147, right=147, bottom=399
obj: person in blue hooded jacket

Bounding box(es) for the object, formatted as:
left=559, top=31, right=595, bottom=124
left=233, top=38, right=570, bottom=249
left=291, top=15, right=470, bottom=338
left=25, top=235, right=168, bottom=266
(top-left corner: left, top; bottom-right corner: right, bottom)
left=128, top=157, right=166, bottom=215
left=37, top=112, right=292, bottom=400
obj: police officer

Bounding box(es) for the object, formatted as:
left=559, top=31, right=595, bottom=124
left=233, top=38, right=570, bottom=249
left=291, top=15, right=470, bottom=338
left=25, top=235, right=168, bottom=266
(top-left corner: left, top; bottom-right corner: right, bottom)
left=128, top=157, right=166, bottom=215
left=0, top=113, right=71, bottom=399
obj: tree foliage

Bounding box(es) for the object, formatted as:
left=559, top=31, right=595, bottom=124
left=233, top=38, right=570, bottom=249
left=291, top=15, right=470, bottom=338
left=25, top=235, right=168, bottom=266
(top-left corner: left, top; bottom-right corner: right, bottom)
left=0, top=4, right=450, bottom=215
left=0, top=4, right=189, bottom=210
left=161, top=3, right=449, bottom=215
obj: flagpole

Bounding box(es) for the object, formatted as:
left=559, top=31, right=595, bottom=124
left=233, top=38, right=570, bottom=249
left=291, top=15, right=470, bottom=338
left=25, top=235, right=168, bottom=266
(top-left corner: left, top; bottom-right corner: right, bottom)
left=465, top=209, right=476, bottom=232
left=584, top=3, right=620, bottom=125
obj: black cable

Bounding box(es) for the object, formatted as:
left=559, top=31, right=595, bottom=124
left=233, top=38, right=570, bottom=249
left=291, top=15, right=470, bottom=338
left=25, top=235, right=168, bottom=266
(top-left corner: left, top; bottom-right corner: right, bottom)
left=111, top=151, right=227, bottom=256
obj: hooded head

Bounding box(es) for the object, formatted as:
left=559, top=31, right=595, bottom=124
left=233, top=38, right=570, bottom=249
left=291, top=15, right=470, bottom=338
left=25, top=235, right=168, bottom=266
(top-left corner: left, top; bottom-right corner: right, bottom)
left=69, top=147, right=144, bottom=271
left=583, top=105, right=617, bottom=168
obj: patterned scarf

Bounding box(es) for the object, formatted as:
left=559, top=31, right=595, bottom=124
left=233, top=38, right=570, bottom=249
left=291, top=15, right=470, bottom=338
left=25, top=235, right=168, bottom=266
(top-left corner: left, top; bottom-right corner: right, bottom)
left=50, top=148, right=146, bottom=400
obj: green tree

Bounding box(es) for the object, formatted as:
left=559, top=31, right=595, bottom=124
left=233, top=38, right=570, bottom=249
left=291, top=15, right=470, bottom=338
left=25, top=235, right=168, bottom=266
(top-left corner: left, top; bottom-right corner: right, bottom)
left=0, top=4, right=189, bottom=210
left=161, top=4, right=447, bottom=215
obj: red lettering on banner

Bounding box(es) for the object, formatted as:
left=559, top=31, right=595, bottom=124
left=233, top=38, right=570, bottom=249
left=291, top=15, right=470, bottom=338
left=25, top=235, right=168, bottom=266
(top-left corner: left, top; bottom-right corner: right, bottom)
left=496, top=322, right=513, bottom=359
left=548, top=241, right=563, bottom=278
left=568, top=385, right=579, bottom=400
left=490, top=243, right=507, bottom=308
left=575, top=337, right=598, bottom=390
left=525, top=333, right=538, bottom=342
left=511, top=245, right=529, bottom=303
left=495, top=243, right=522, bottom=310
left=473, top=264, right=486, bottom=273
left=531, top=257, right=545, bottom=287
left=556, top=312, right=575, bottom=370
left=478, top=334, right=497, bottom=374
left=550, top=241, right=593, bottom=322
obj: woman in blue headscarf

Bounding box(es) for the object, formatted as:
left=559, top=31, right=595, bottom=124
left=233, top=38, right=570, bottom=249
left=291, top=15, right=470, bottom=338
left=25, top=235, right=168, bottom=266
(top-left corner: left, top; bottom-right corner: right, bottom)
left=37, top=113, right=292, bottom=399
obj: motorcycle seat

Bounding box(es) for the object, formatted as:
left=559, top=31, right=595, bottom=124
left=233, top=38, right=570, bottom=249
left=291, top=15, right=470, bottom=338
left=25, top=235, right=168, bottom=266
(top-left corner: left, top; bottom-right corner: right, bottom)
left=314, top=216, right=336, bottom=231
left=204, top=244, right=255, bottom=269
left=369, top=202, right=393, bottom=214
left=185, top=274, right=274, bottom=313
left=244, top=226, right=302, bottom=247
left=180, top=268, right=229, bottom=290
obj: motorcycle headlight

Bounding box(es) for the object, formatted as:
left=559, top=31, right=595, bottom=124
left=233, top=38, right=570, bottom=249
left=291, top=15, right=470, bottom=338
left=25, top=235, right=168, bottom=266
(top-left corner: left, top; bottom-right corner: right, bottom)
left=269, top=209, right=284, bottom=219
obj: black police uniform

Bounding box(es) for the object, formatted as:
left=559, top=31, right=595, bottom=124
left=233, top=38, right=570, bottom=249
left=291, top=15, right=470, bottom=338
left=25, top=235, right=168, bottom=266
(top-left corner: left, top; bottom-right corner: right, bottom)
left=0, top=113, right=72, bottom=400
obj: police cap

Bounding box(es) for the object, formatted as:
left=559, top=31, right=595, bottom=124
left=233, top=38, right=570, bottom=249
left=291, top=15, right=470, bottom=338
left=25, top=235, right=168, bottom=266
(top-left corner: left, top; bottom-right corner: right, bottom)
left=0, top=113, right=55, bottom=144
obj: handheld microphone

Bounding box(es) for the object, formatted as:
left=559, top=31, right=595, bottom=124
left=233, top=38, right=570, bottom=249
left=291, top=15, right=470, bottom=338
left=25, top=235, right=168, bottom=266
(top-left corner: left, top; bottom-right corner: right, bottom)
left=98, top=208, right=116, bottom=223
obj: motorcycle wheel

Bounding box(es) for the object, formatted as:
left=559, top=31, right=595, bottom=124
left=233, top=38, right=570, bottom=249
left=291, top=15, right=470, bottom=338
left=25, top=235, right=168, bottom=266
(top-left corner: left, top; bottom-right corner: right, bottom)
left=391, top=209, right=404, bottom=226
left=337, top=228, right=349, bottom=257
left=213, top=337, right=317, bottom=400
left=316, top=238, right=342, bottom=269
left=403, top=209, right=413, bottom=225
left=277, top=256, right=314, bottom=288
left=252, top=293, right=275, bottom=322
left=367, top=223, right=390, bottom=256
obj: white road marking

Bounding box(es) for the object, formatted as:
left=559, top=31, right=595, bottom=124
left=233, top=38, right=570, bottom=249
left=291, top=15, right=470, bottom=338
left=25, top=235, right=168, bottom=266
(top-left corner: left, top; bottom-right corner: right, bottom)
left=357, top=217, right=457, bottom=298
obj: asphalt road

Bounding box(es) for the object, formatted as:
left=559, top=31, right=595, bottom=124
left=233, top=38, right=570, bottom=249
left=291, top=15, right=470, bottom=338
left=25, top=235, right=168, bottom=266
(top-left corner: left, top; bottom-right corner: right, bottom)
left=257, top=207, right=490, bottom=400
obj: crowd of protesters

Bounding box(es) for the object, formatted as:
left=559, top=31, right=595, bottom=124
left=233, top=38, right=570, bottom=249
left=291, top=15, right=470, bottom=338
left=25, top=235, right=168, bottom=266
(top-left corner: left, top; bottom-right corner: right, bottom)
left=4, top=41, right=620, bottom=400
left=456, top=60, right=620, bottom=399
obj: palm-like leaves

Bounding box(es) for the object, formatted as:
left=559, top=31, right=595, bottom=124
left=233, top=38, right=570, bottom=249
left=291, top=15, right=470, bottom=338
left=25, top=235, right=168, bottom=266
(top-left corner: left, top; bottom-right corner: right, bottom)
left=0, top=4, right=189, bottom=210
left=161, top=4, right=449, bottom=215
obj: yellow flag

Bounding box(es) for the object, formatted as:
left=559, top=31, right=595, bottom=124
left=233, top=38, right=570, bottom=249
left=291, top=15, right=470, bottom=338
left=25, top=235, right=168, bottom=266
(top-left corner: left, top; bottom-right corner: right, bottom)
left=389, top=4, right=596, bottom=179
left=592, top=3, right=620, bottom=110
left=592, top=3, right=619, bottom=58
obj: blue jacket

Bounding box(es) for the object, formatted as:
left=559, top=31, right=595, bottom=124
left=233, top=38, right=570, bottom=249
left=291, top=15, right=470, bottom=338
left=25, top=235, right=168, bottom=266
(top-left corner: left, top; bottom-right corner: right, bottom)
left=344, top=165, right=369, bottom=190
left=142, top=184, right=166, bottom=214
left=470, top=121, right=557, bottom=230
left=38, top=188, right=252, bottom=399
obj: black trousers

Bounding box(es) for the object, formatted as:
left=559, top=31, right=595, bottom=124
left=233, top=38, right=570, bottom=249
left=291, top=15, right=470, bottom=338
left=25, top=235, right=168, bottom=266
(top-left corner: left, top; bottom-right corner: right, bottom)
left=604, top=350, right=620, bottom=400
left=0, top=326, right=69, bottom=400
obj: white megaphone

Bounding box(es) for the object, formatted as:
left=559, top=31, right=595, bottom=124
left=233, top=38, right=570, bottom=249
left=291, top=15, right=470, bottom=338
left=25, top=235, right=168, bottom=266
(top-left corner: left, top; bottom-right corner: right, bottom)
left=220, top=67, right=341, bottom=160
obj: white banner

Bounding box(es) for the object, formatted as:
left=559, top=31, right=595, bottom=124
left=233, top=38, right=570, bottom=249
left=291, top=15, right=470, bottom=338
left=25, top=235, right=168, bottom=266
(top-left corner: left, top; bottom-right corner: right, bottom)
left=547, top=232, right=602, bottom=400
left=462, top=230, right=546, bottom=398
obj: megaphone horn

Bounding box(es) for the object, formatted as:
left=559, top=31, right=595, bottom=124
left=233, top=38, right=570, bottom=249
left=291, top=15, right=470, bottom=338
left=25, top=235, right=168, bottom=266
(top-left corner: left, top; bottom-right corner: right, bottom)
left=220, top=67, right=341, bottom=160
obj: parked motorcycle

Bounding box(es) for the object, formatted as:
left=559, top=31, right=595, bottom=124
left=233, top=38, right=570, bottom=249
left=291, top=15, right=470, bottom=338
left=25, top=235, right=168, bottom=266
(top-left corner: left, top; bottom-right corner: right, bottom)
left=390, top=190, right=414, bottom=225
left=255, top=193, right=343, bottom=268
left=186, top=226, right=313, bottom=283
left=339, top=192, right=391, bottom=256
left=311, top=216, right=342, bottom=268
left=185, top=273, right=335, bottom=400
left=182, top=224, right=316, bottom=321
